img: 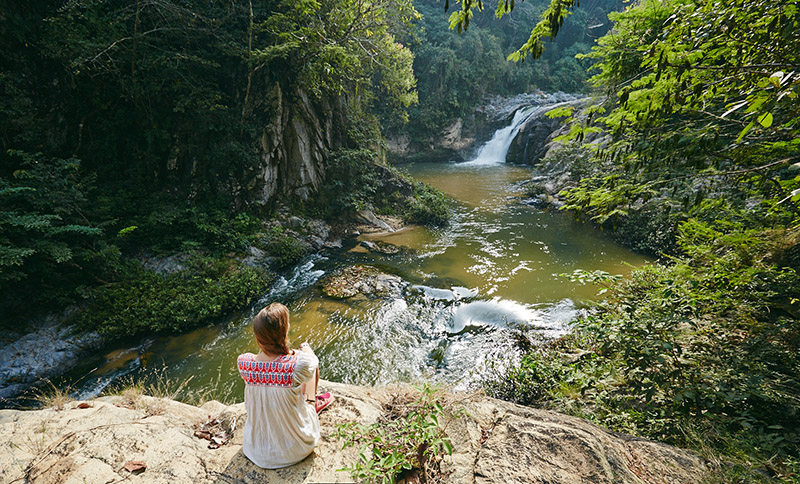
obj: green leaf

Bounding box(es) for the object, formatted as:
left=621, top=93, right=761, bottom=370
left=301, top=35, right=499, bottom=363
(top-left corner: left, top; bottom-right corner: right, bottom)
left=736, top=120, right=755, bottom=142
left=757, top=112, right=773, bottom=128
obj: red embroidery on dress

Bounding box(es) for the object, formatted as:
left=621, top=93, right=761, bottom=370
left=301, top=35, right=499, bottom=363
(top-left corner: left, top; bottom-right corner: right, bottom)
left=237, top=353, right=296, bottom=387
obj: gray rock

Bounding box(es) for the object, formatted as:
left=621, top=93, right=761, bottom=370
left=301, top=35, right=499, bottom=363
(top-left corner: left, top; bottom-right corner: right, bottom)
left=356, top=209, right=393, bottom=232
left=307, top=219, right=330, bottom=240
left=320, top=265, right=407, bottom=299
left=0, top=314, right=105, bottom=400
left=323, top=239, right=343, bottom=249
left=250, top=84, right=346, bottom=205
left=309, top=236, right=326, bottom=250
left=241, top=246, right=272, bottom=268
left=287, top=216, right=304, bottom=229
left=248, top=246, right=266, bottom=258
left=507, top=97, right=590, bottom=166
left=141, top=253, right=190, bottom=275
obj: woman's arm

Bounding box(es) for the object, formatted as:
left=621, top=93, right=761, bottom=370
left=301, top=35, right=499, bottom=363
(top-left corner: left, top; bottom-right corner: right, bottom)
left=293, top=345, right=319, bottom=386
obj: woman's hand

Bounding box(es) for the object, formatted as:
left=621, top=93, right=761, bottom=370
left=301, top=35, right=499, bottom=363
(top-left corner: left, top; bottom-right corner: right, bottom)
left=299, top=342, right=314, bottom=354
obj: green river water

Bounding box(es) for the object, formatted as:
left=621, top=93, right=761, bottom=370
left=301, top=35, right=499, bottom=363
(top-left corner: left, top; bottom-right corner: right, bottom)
left=66, top=159, right=650, bottom=401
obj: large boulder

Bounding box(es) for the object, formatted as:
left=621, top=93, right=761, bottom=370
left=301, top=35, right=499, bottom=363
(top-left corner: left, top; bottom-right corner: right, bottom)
left=0, top=381, right=707, bottom=484
left=0, top=315, right=104, bottom=401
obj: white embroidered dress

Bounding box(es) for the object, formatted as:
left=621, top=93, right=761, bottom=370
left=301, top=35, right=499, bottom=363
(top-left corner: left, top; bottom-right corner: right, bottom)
left=237, top=351, right=320, bottom=468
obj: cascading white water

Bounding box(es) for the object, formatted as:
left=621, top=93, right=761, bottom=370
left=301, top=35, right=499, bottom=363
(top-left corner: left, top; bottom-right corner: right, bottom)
left=465, top=105, right=543, bottom=166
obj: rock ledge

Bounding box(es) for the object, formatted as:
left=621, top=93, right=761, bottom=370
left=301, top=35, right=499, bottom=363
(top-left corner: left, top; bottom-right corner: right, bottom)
left=0, top=381, right=707, bottom=484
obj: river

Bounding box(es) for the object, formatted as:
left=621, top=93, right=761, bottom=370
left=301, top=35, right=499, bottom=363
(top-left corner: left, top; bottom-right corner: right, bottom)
left=63, top=109, right=650, bottom=402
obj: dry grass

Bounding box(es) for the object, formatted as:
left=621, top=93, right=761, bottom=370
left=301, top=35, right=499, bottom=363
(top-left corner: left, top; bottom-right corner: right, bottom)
left=22, top=420, right=50, bottom=455
left=32, top=380, right=74, bottom=411
left=104, top=364, right=237, bottom=410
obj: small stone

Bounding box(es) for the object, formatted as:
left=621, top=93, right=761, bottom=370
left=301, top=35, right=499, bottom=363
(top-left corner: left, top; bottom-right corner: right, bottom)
left=287, top=216, right=304, bottom=229
left=248, top=246, right=266, bottom=258
left=323, top=239, right=343, bottom=249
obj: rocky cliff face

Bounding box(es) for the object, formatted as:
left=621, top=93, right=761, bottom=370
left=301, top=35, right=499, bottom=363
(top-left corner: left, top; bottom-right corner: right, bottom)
left=506, top=98, right=589, bottom=166
left=0, top=381, right=708, bottom=483
left=248, top=84, right=346, bottom=205
left=386, top=116, right=480, bottom=163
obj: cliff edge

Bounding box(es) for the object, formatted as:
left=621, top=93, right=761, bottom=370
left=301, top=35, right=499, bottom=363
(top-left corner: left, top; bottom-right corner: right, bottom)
left=0, top=381, right=706, bottom=484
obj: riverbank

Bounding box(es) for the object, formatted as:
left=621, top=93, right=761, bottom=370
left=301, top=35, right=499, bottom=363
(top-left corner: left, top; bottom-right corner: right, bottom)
left=499, top=98, right=800, bottom=481
left=0, top=205, right=409, bottom=405
left=0, top=381, right=708, bottom=484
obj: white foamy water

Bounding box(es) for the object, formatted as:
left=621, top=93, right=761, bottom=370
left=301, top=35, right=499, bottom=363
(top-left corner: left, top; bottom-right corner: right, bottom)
left=464, top=105, right=545, bottom=166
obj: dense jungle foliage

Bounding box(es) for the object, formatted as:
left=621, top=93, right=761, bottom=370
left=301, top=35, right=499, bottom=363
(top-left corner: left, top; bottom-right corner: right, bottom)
left=396, top=0, right=623, bottom=141
left=0, top=0, right=425, bottom=332
left=481, top=0, right=800, bottom=481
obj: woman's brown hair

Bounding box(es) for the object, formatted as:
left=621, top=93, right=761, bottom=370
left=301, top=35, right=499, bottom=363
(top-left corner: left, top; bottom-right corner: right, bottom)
left=253, top=303, right=290, bottom=355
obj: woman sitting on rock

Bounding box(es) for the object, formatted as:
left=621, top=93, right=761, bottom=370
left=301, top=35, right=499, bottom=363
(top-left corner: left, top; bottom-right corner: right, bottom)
left=237, top=302, right=334, bottom=469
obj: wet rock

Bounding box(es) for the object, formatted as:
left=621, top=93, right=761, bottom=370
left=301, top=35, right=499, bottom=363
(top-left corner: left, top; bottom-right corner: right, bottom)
left=478, top=91, right=579, bottom=123
left=359, top=240, right=401, bottom=255
left=525, top=195, right=548, bottom=207
left=0, top=381, right=708, bottom=484
left=308, top=236, right=326, bottom=250
left=320, top=265, right=405, bottom=299
left=360, top=240, right=378, bottom=251
left=0, top=314, right=104, bottom=400
left=323, top=239, right=343, bottom=249
left=506, top=97, right=590, bottom=166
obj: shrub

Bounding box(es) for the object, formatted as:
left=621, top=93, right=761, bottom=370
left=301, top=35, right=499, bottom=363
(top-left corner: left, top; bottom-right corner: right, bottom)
left=0, top=151, right=103, bottom=320
left=263, top=226, right=306, bottom=269
left=308, top=147, right=452, bottom=227
left=334, top=384, right=455, bottom=484
left=405, top=183, right=451, bottom=227
left=74, top=256, right=272, bottom=336
left=112, top=201, right=262, bottom=255
left=484, top=219, right=800, bottom=480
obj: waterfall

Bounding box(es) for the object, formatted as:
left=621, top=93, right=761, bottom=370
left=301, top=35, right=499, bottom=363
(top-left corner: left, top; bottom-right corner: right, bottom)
left=465, top=105, right=543, bottom=166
